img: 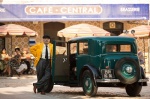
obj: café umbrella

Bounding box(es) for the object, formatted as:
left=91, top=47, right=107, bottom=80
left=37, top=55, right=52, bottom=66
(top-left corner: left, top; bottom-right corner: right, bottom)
left=0, top=24, right=38, bottom=54
left=119, top=25, right=150, bottom=38
left=57, top=23, right=110, bottom=38
left=0, top=24, right=38, bottom=36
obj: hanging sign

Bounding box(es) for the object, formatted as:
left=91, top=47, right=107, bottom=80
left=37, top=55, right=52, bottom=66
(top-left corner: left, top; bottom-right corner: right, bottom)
left=29, top=37, right=36, bottom=46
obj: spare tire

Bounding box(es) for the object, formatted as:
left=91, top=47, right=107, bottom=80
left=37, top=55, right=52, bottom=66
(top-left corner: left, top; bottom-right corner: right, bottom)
left=115, top=57, right=140, bottom=84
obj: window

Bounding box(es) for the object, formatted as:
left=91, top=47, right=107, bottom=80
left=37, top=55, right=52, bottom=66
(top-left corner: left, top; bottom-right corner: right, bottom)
left=106, top=44, right=131, bottom=52
left=120, top=45, right=131, bottom=52
left=70, top=43, right=77, bottom=54
left=106, top=45, right=117, bottom=52
left=79, top=42, right=88, bottom=55
left=55, top=41, right=67, bottom=55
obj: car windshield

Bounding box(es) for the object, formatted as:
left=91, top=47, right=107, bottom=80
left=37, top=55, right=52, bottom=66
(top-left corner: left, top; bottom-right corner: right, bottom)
left=106, top=44, right=131, bottom=52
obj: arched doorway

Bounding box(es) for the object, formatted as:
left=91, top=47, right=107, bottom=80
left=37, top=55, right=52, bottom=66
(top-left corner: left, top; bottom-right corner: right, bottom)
left=103, top=21, right=123, bottom=36
left=0, top=23, right=5, bottom=51
left=44, top=22, right=65, bottom=46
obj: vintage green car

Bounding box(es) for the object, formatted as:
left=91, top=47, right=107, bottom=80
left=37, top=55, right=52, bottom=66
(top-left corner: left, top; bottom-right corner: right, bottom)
left=48, top=36, right=148, bottom=97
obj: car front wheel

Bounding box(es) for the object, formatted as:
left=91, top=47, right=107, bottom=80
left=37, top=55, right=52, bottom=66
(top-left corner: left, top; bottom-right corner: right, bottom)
left=81, top=70, right=98, bottom=97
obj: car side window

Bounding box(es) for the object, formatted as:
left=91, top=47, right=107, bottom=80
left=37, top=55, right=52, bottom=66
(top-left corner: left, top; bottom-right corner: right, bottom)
left=79, top=42, right=88, bottom=55
left=70, top=43, right=77, bottom=54
left=106, top=45, right=117, bottom=52
left=120, top=45, right=131, bottom=52
left=106, top=44, right=131, bottom=52
left=55, top=42, right=67, bottom=55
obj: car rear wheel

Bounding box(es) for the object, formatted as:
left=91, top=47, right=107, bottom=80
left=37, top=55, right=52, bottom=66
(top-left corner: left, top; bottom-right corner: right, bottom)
left=82, top=70, right=98, bottom=97
left=115, top=57, right=140, bottom=84
left=125, top=82, right=142, bottom=97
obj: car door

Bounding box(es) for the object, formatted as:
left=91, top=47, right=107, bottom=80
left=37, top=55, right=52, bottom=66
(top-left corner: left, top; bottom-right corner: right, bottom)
left=76, top=41, right=90, bottom=78
left=52, top=40, right=69, bottom=83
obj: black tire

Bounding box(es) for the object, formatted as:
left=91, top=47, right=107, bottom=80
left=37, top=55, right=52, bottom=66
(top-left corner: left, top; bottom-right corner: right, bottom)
left=45, top=75, right=54, bottom=93
left=125, top=82, right=142, bottom=97
left=115, top=57, right=140, bottom=84
left=81, top=70, right=98, bottom=97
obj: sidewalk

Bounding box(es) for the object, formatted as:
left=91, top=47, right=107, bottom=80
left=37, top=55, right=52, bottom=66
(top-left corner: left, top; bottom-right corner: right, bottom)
left=146, top=73, right=150, bottom=77
left=0, top=74, right=36, bottom=79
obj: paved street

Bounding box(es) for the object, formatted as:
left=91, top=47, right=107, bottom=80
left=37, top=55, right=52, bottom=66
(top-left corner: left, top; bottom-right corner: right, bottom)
left=0, top=74, right=150, bottom=99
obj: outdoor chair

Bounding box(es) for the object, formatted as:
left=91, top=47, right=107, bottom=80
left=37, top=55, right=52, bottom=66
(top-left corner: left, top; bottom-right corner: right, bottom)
left=9, top=58, right=20, bottom=77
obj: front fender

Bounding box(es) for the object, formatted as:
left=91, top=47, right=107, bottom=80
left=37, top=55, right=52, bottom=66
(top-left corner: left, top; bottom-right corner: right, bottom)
left=79, top=64, right=100, bottom=86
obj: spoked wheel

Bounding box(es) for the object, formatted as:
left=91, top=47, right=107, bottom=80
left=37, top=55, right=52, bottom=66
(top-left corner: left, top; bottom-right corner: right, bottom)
left=45, top=75, right=54, bottom=93
left=82, top=70, right=98, bottom=97
left=125, top=82, right=142, bottom=97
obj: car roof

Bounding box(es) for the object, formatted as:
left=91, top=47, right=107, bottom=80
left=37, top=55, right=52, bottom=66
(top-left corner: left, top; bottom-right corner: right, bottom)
left=68, top=36, right=135, bottom=43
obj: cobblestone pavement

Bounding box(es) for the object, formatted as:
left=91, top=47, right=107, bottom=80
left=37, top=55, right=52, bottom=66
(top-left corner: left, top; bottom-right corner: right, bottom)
left=0, top=74, right=150, bottom=99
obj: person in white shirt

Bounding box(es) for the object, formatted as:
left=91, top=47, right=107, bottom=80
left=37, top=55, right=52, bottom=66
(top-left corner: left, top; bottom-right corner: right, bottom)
left=30, top=35, right=53, bottom=95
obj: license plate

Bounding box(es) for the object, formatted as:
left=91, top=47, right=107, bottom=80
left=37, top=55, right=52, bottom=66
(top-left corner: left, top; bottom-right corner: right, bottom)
left=101, top=69, right=114, bottom=79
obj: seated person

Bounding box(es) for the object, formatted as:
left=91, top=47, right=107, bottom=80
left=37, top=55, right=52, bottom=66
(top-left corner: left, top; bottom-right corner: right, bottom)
left=16, top=61, right=27, bottom=76
left=1, top=48, right=11, bottom=61
left=4, top=47, right=21, bottom=77
left=1, top=48, right=11, bottom=75
left=21, top=48, right=35, bottom=74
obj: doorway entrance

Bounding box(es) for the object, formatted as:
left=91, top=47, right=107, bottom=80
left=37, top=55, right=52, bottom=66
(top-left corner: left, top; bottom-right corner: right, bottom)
left=103, top=21, right=123, bottom=36
left=43, top=22, right=65, bottom=43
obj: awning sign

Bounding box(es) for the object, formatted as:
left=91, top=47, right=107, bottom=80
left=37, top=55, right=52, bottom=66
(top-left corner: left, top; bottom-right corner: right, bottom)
left=0, top=4, right=149, bottom=21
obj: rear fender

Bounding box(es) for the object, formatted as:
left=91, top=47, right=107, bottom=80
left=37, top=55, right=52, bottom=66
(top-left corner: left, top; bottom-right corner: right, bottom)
left=140, top=66, right=146, bottom=78
left=140, top=66, right=147, bottom=86
left=79, top=64, right=100, bottom=86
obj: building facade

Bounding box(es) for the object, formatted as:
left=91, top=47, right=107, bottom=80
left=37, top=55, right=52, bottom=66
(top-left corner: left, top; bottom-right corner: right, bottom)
left=0, top=0, right=150, bottom=72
